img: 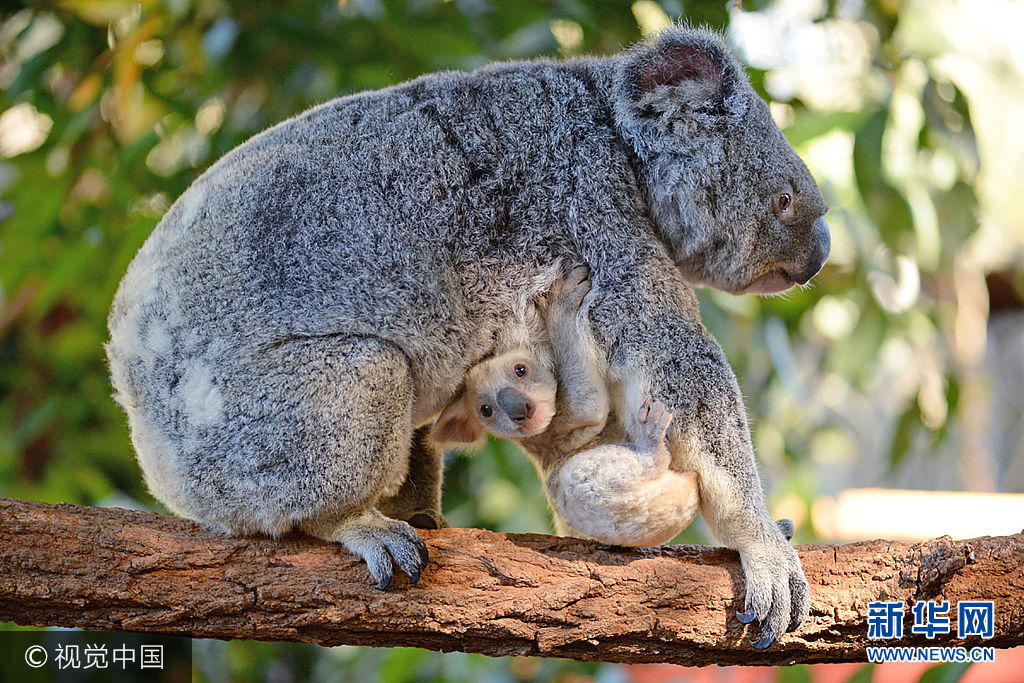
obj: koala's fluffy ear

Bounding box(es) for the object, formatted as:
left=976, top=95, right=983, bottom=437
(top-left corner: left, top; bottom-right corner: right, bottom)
left=430, top=395, right=485, bottom=450
left=613, top=26, right=748, bottom=147
left=638, top=43, right=723, bottom=100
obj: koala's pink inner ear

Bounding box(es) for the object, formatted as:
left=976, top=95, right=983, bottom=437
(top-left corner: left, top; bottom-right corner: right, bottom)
left=640, top=45, right=722, bottom=93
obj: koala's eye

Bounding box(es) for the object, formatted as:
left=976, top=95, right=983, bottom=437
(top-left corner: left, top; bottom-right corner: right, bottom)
left=776, top=192, right=792, bottom=213
left=514, top=364, right=528, bottom=378
left=479, top=404, right=494, bottom=418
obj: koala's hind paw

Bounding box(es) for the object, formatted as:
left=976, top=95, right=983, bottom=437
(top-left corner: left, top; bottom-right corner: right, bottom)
left=406, top=509, right=449, bottom=530
left=306, top=510, right=429, bottom=590
left=738, top=530, right=810, bottom=649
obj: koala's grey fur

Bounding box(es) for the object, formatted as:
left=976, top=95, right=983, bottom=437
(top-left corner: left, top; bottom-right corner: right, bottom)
left=107, top=26, right=828, bottom=647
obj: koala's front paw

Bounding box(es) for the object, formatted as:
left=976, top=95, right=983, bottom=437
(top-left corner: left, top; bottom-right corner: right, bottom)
left=637, top=398, right=672, bottom=462
left=736, top=531, right=810, bottom=649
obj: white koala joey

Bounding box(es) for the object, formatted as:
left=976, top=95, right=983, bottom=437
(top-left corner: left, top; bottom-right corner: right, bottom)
left=432, top=268, right=701, bottom=546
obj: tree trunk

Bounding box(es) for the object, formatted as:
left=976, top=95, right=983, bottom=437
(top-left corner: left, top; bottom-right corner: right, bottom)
left=0, top=497, right=1020, bottom=666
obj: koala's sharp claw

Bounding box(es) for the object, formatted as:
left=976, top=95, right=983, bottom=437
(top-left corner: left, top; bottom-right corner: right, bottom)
left=382, top=522, right=429, bottom=585
left=750, top=635, right=776, bottom=650
left=417, top=536, right=430, bottom=568
left=336, top=513, right=429, bottom=589
left=639, top=397, right=652, bottom=422
left=788, top=569, right=810, bottom=632
left=374, top=567, right=394, bottom=591
left=736, top=610, right=758, bottom=624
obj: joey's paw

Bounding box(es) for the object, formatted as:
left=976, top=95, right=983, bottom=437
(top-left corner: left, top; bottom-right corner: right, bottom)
left=563, top=266, right=592, bottom=309
left=334, top=514, right=429, bottom=590
left=776, top=518, right=795, bottom=541
left=737, top=533, right=810, bottom=649
left=637, top=397, right=673, bottom=448
left=549, top=266, right=592, bottom=315
left=564, top=264, right=591, bottom=290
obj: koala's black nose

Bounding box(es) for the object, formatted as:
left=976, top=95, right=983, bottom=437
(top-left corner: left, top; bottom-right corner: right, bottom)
left=497, top=388, right=534, bottom=423
left=793, top=216, right=830, bottom=285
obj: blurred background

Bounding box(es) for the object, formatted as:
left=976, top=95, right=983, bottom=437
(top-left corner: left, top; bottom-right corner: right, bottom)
left=1, top=0, right=1022, bottom=681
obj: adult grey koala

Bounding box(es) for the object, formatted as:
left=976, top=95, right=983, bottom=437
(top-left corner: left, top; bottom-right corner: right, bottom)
left=106, top=25, right=829, bottom=649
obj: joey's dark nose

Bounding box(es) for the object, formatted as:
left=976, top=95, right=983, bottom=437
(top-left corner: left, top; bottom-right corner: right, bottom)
left=793, top=216, right=830, bottom=285
left=497, top=387, right=534, bottom=423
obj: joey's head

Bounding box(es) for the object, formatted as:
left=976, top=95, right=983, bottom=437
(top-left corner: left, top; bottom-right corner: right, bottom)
left=430, top=350, right=557, bottom=449
left=612, top=26, right=830, bottom=295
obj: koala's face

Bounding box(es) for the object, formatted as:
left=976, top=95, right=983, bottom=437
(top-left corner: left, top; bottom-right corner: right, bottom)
left=669, top=97, right=830, bottom=295
left=464, top=351, right=557, bottom=439
left=615, top=29, right=830, bottom=295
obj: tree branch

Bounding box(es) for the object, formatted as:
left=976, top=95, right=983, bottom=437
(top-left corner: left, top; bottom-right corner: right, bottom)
left=0, top=497, right=1020, bottom=665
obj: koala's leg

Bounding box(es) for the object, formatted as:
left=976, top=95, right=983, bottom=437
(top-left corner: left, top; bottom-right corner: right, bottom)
left=545, top=266, right=610, bottom=450
left=547, top=399, right=699, bottom=546
left=377, top=426, right=449, bottom=530
left=244, top=335, right=428, bottom=589
left=589, top=282, right=808, bottom=649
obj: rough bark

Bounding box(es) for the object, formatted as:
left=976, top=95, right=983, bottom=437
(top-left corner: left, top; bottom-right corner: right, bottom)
left=0, top=496, right=1020, bottom=666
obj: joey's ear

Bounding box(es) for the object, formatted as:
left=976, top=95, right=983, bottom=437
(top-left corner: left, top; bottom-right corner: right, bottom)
left=430, top=397, right=485, bottom=449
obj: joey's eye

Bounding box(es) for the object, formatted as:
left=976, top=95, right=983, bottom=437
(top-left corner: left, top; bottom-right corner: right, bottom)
left=776, top=192, right=792, bottom=213
left=514, top=364, right=528, bottom=378
left=479, top=404, right=493, bottom=418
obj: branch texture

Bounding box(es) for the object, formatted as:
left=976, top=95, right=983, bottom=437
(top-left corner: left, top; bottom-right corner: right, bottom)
left=0, top=497, right=1020, bottom=666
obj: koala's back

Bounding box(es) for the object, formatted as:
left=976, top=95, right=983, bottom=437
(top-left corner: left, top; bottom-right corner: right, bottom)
left=106, top=59, right=618, bottom=523
left=114, top=63, right=614, bottom=353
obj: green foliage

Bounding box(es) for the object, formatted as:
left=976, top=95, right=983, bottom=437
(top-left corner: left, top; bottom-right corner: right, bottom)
left=776, top=663, right=812, bottom=683
left=918, top=662, right=972, bottom=683
left=847, top=663, right=874, bottom=683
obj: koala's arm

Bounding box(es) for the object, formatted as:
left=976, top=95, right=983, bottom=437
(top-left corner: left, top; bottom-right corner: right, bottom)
left=586, top=250, right=809, bottom=650
left=543, top=268, right=611, bottom=450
